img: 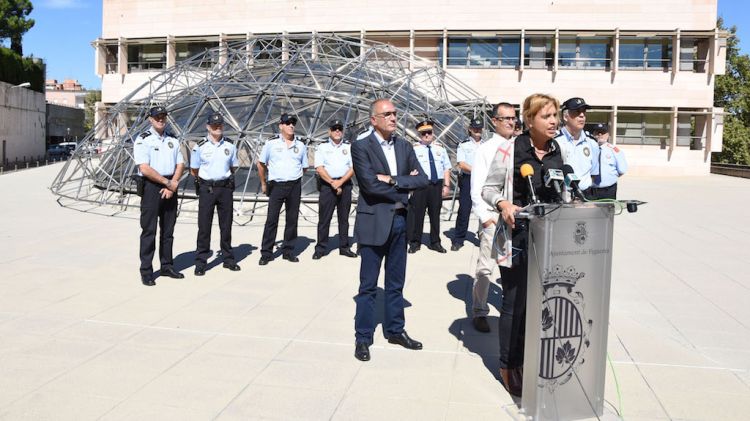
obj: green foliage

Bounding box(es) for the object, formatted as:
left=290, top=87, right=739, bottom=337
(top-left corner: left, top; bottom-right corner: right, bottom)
left=714, top=18, right=750, bottom=164
left=0, top=0, right=35, bottom=56
left=84, top=90, right=102, bottom=131
left=0, top=46, right=44, bottom=92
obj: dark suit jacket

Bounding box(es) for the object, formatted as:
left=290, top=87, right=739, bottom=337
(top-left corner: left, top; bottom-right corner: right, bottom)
left=352, top=132, right=429, bottom=246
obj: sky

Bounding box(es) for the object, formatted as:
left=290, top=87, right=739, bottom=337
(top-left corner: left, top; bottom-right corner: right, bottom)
left=5, top=0, right=750, bottom=91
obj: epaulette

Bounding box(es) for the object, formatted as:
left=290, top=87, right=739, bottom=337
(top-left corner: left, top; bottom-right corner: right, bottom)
left=197, top=138, right=207, bottom=146
left=140, top=132, right=150, bottom=139
left=584, top=131, right=598, bottom=142
left=343, top=140, right=351, bottom=144
left=165, top=131, right=176, bottom=138
left=224, top=137, right=234, bottom=144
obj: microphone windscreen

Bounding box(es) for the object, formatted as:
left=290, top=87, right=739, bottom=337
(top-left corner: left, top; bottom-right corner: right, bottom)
left=520, top=163, right=534, bottom=178
left=562, top=164, right=575, bottom=176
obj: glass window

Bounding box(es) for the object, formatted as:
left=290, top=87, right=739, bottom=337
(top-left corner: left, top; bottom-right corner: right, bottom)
left=176, top=42, right=217, bottom=68
left=617, top=112, right=671, bottom=146
left=646, top=38, right=672, bottom=70
left=127, top=44, right=166, bottom=72
left=524, top=37, right=553, bottom=69
left=558, top=37, right=577, bottom=68
left=618, top=39, right=645, bottom=69
left=619, top=37, right=672, bottom=70
left=469, top=38, right=499, bottom=66
left=447, top=38, right=468, bottom=66
left=105, top=45, right=118, bottom=74
left=499, top=37, right=520, bottom=68
left=579, top=38, right=610, bottom=68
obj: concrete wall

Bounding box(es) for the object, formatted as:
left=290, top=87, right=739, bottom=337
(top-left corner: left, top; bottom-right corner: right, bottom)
left=102, top=0, right=718, bottom=38
left=0, top=81, right=46, bottom=165
left=46, top=104, right=85, bottom=142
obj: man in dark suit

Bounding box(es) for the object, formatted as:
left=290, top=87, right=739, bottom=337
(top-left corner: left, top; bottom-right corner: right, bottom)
left=351, top=98, right=429, bottom=361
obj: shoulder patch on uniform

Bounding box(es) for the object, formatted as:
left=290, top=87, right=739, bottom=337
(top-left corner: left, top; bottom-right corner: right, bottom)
left=612, top=146, right=620, bottom=153
left=140, top=132, right=150, bottom=139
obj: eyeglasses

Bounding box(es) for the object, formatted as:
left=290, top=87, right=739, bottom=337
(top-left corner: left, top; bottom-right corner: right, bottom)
left=493, top=116, right=517, bottom=122
left=330, top=127, right=343, bottom=132
left=281, top=121, right=296, bottom=126
left=420, top=131, right=433, bottom=136
left=374, top=111, right=398, bottom=118
left=151, top=115, right=167, bottom=121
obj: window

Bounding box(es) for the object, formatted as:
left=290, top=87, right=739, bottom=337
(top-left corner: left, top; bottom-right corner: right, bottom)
left=524, top=37, right=554, bottom=69
left=679, top=37, right=709, bottom=72
left=446, top=37, right=498, bottom=67
left=105, top=45, right=118, bottom=74
left=618, top=37, right=672, bottom=70
left=499, top=37, right=521, bottom=68
left=127, top=44, right=166, bottom=72
left=176, top=42, right=217, bottom=68
left=616, top=112, right=671, bottom=146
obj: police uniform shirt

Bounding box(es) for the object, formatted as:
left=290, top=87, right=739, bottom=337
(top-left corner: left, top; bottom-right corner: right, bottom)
left=554, top=127, right=600, bottom=190
left=190, top=137, right=239, bottom=181
left=314, top=138, right=352, bottom=179
left=414, top=141, right=451, bottom=181
left=133, top=127, right=184, bottom=176
left=258, top=136, right=309, bottom=182
left=595, top=143, right=628, bottom=188
left=456, top=138, right=483, bottom=174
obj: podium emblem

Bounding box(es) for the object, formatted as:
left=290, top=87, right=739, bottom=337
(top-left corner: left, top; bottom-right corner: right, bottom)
left=539, top=265, right=592, bottom=390
left=574, top=221, right=587, bottom=245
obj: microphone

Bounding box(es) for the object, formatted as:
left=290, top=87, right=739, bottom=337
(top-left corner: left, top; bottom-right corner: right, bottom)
left=562, top=164, right=586, bottom=201
left=544, top=168, right=564, bottom=202
left=520, top=163, right=538, bottom=204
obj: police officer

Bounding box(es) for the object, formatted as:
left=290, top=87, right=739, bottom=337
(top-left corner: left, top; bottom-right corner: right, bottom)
left=451, top=117, right=484, bottom=251
left=313, top=119, right=357, bottom=259
left=133, top=106, right=185, bottom=286
left=408, top=119, right=452, bottom=254
left=257, top=113, right=308, bottom=265
left=190, top=112, right=241, bottom=276
left=591, top=123, right=628, bottom=199
left=555, top=97, right=600, bottom=198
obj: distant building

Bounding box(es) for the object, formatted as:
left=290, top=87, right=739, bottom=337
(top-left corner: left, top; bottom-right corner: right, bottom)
left=93, top=0, right=729, bottom=175
left=45, top=79, right=87, bottom=109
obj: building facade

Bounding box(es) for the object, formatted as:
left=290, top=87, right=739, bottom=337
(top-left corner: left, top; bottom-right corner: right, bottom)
left=45, top=79, right=87, bottom=109
left=0, top=81, right=46, bottom=166
left=94, top=0, right=727, bottom=175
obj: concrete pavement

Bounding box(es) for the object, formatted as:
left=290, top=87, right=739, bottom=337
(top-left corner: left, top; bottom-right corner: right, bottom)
left=0, top=163, right=748, bottom=420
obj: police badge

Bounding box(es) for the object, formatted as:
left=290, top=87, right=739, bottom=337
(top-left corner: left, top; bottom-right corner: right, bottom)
left=574, top=221, right=587, bottom=245
left=539, top=264, right=592, bottom=391
left=168, top=141, right=174, bottom=149
left=293, top=146, right=299, bottom=153
left=224, top=148, right=230, bottom=156
left=583, top=146, right=590, bottom=157
left=342, top=149, right=348, bottom=155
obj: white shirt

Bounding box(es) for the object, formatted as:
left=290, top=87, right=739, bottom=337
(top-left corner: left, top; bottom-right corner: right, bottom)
left=470, top=133, right=513, bottom=225
left=374, top=130, right=398, bottom=176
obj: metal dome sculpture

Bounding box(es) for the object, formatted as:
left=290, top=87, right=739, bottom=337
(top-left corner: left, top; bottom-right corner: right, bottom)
left=50, top=33, right=489, bottom=224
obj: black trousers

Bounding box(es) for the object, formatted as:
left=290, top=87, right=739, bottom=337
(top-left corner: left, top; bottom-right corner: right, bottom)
left=315, top=181, right=352, bottom=253
left=261, top=179, right=301, bottom=258
left=590, top=183, right=618, bottom=200
left=498, top=222, right=529, bottom=369
left=408, top=182, right=442, bottom=246
left=452, top=173, right=472, bottom=245
left=139, top=178, right=177, bottom=276
left=195, top=183, right=235, bottom=268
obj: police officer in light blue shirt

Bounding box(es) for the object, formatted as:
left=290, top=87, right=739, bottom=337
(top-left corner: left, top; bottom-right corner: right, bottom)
left=133, top=105, right=185, bottom=286
left=408, top=119, right=452, bottom=254
left=257, top=113, right=309, bottom=265
left=312, top=119, right=356, bottom=259
left=590, top=123, right=628, bottom=200
left=190, top=112, right=240, bottom=276
left=451, top=117, right=484, bottom=251
left=555, top=97, right=600, bottom=196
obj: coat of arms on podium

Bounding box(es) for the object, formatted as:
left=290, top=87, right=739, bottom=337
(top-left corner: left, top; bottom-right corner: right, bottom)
left=539, top=264, right=593, bottom=391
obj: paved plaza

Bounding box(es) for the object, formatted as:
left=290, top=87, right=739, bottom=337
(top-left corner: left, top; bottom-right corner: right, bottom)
left=0, top=163, right=749, bottom=420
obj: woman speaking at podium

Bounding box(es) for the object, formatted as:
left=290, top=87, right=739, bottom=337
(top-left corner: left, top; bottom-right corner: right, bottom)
left=481, top=93, right=565, bottom=397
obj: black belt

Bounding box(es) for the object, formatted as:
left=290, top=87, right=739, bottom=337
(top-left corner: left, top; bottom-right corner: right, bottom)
left=199, top=177, right=232, bottom=187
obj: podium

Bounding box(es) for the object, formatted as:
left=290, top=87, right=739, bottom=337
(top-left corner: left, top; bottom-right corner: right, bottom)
left=521, top=202, right=617, bottom=420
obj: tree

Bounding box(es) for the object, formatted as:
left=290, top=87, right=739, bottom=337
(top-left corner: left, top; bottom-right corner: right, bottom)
left=714, top=18, right=750, bottom=164
left=84, top=90, right=102, bottom=132
left=0, top=0, right=35, bottom=56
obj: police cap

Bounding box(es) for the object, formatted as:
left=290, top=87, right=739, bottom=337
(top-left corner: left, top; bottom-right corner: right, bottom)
left=329, top=119, right=344, bottom=130
left=469, top=118, right=483, bottom=129
left=207, top=112, right=224, bottom=125
left=149, top=106, right=168, bottom=117
left=592, top=123, right=609, bottom=134
left=279, top=113, right=298, bottom=125
left=416, top=119, right=434, bottom=132
left=561, top=97, right=592, bottom=112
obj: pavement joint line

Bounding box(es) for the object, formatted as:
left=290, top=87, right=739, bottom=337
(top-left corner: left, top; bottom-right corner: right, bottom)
left=82, top=318, right=490, bottom=356
left=611, top=360, right=747, bottom=373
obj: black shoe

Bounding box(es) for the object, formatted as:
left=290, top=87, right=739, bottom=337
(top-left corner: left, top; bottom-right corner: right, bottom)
left=141, top=274, right=155, bottom=286
left=194, top=267, right=206, bottom=276
left=161, top=268, right=185, bottom=279
left=354, top=342, right=371, bottom=361
left=223, top=262, right=241, bottom=271
left=339, top=248, right=357, bottom=258
left=282, top=254, right=299, bottom=262
left=387, top=331, right=423, bottom=350
left=428, top=244, right=447, bottom=253
left=472, top=316, right=490, bottom=333
left=259, top=256, right=273, bottom=266
left=408, top=244, right=421, bottom=254
left=312, top=251, right=324, bottom=260
left=451, top=243, right=463, bottom=251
